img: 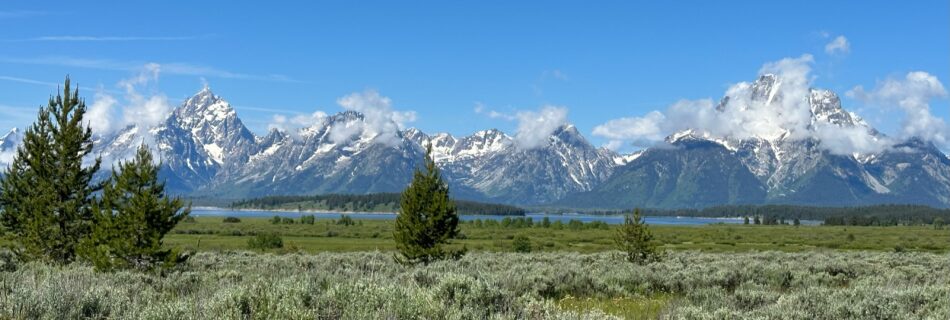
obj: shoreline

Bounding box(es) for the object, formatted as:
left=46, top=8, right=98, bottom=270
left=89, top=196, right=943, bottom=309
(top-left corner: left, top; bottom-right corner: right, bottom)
left=193, top=207, right=761, bottom=220
left=192, top=206, right=398, bottom=215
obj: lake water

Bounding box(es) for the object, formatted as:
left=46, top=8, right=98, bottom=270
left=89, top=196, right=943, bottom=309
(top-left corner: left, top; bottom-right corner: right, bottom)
left=191, top=208, right=770, bottom=226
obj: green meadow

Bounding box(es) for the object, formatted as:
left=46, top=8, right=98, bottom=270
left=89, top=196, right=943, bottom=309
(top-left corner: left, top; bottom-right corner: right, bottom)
left=166, top=216, right=950, bottom=253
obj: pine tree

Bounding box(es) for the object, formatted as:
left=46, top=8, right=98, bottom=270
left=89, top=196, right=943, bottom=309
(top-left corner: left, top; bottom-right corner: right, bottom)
left=393, top=144, right=462, bottom=264
left=0, top=77, right=100, bottom=264
left=615, top=208, right=662, bottom=264
left=79, top=144, right=190, bottom=271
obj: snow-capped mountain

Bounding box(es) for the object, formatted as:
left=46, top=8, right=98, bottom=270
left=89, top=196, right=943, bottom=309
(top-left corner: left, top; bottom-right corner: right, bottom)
left=208, top=111, right=423, bottom=198
left=93, top=87, right=258, bottom=193
left=561, top=74, right=950, bottom=208
left=5, top=81, right=950, bottom=208
left=0, top=128, right=23, bottom=168
left=111, top=88, right=620, bottom=204
left=408, top=125, right=619, bottom=204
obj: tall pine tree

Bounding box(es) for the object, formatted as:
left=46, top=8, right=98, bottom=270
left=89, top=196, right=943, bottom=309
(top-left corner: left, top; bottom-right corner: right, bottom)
left=393, top=144, right=463, bottom=264
left=79, top=144, right=190, bottom=271
left=0, top=77, right=100, bottom=263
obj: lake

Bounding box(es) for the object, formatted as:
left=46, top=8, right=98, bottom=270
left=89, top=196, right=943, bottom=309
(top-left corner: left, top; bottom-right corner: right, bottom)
left=191, top=208, right=778, bottom=226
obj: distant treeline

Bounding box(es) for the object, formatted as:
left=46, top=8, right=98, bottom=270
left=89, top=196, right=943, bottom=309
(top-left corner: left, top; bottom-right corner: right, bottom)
left=230, top=193, right=526, bottom=216
left=535, top=204, right=950, bottom=226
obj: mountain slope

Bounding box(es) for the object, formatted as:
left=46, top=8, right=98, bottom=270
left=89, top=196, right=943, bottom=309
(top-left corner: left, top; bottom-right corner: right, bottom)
left=559, top=138, right=767, bottom=209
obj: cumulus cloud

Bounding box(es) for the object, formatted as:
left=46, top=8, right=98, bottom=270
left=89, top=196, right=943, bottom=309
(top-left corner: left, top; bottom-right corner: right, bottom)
left=117, top=63, right=173, bottom=131
left=514, top=105, right=568, bottom=149
left=592, top=55, right=814, bottom=143
left=593, top=111, right=666, bottom=149
left=848, top=71, right=949, bottom=147
left=592, top=54, right=893, bottom=155
left=332, top=90, right=416, bottom=146
left=87, top=63, right=173, bottom=136
left=264, top=90, right=416, bottom=146
left=824, top=35, right=850, bottom=55
left=267, top=111, right=328, bottom=138
left=86, top=91, right=117, bottom=133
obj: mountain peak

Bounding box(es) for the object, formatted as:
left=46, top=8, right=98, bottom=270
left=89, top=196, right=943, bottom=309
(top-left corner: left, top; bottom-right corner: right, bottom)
left=1, top=127, right=22, bottom=150
left=808, top=89, right=868, bottom=129
left=175, top=88, right=237, bottom=127
left=329, top=110, right=365, bottom=123
left=751, top=73, right=781, bottom=104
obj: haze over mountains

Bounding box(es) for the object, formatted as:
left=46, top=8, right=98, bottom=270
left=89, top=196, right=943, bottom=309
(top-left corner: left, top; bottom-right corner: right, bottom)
left=2, top=60, right=949, bottom=209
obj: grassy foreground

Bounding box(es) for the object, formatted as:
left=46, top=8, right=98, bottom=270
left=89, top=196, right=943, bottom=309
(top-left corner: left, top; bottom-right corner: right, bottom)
left=0, top=250, right=947, bottom=319
left=167, top=217, right=950, bottom=253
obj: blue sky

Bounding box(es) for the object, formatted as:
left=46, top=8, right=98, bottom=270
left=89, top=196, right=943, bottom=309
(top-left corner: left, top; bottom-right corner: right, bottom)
left=0, top=1, right=947, bottom=152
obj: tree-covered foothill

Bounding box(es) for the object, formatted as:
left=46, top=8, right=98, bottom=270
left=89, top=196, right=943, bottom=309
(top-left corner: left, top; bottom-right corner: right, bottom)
left=230, top=193, right=526, bottom=216
left=393, top=145, right=463, bottom=264
left=543, top=204, right=950, bottom=227
left=0, top=78, right=188, bottom=271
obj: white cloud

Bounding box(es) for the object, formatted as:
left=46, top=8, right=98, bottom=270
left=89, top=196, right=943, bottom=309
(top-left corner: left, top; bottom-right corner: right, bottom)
left=0, top=75, right=113, bottom=93
left=117, top=63, right=173, bottom=131
left=0, top=56, right=296, bottom=82
left=514, top=105, right=568, bottom=149
left=848, top=71, right=949, bottom=147
left=825, top=35, right=850, bottom=55
left=87, top=63, right=174, bottom=137
left=268, top=111, right=328, bottom=138
left=813, top=122, right=890, bottom=155
left=25, top=35, right=203, bottom=42
left=332, top=90, right=416, bottom=147
left=474, top=102, right=516, bottom=120
left=591, top=54, right=891, bottom=155
left=86, top=91, right=117, bottom=134
left=592, top=111, right=666, bottom=148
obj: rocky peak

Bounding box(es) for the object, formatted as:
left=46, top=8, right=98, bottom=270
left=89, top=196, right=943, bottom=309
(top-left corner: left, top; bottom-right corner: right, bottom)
left=1, top=127, right=21, bottom=151
left=456, top=129, right=511, bottom=155
left=175, top=87, right=236, bottom=125
left=260, top=128, right=289, bottom=145
left=329, top=110, right=365, bottom=123
left=751, top=74, right=781, bottom=103
left=402, top=127, right=428, bottom=143
left=808, top=89, right=871, bottom=131
left=551, top=124, right=586, bottom=144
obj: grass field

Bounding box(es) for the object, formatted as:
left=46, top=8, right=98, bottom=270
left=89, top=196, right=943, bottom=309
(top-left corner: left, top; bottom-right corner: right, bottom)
left=2, top=250, right=948, bottom=319
left=2, top=216, right=948, bottom=319
left=167, top=216, right=950, bottom=253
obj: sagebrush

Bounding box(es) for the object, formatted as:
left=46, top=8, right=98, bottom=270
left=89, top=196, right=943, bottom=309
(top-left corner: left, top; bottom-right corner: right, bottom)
left=0, top=250, right=947, bottom=319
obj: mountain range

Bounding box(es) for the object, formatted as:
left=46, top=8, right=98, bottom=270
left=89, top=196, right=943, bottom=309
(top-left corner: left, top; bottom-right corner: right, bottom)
left=2, top=76, right=950, bottom=209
